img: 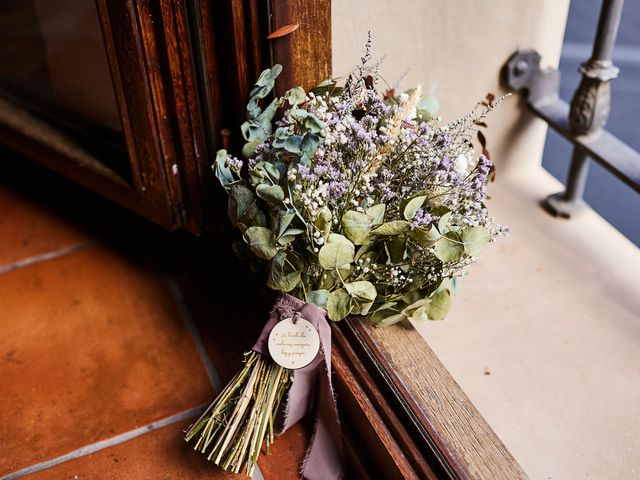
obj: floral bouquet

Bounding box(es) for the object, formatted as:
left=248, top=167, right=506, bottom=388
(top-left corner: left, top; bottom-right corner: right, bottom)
left=185, top=42, right=507, bottom=479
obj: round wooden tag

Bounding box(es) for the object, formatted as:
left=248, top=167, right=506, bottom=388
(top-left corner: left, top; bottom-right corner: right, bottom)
left=268, top=317, right=320, bottom=369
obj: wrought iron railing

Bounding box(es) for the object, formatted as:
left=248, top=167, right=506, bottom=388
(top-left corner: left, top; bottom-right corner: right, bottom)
left=504, top=0, right=640, bottom=218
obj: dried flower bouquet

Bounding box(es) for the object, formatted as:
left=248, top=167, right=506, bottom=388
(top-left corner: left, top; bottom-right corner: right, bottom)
left=185, top=41, right=508, bottom=478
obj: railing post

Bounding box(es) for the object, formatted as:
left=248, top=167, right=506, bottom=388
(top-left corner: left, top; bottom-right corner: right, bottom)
left=543, top=0, right=624, bottom=218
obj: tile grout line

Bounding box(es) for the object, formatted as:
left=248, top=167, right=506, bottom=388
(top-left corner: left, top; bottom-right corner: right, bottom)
left=166, top=276, right=266, bottom=480
left=0, top=405, right=207, bottom=480
left=166, top=276, right=223, bottom=392
left=0, top=241, right=98, bottom=275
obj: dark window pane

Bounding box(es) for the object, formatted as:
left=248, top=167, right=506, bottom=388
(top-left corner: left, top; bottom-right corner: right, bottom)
left=0, top=0, right=121, bottom=135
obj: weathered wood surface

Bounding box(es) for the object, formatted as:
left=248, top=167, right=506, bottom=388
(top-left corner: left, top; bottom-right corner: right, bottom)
left=354, top=320, right=529, bottom=479
left=269, top=0, right=332, bottom=94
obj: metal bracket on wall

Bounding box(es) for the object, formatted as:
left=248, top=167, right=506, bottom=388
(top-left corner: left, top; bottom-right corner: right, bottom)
left=504, top=0, right=640, bottom=218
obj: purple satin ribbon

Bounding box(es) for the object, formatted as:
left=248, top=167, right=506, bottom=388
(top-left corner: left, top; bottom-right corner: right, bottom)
left=252, top=294, right=343, bottom=480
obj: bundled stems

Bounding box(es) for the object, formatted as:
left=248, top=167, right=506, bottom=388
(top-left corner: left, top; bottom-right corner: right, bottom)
left=185, top=351, right=292, bottom=476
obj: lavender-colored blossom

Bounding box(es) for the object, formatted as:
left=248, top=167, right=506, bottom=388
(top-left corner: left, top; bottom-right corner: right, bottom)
left=226, top=156, right=243, bottom=171
left=410, top=209, right=432, bottom=229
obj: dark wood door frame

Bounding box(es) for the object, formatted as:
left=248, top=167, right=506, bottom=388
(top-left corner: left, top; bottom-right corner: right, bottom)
left=97, top=0, right=214, bottom=233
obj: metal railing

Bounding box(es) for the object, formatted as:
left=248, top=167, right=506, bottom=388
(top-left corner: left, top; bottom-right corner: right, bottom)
left=504, top=0, right=640, bottom=218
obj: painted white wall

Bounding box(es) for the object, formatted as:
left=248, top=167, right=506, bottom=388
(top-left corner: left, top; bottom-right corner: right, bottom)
left=332, top=0, right=570, bottom=176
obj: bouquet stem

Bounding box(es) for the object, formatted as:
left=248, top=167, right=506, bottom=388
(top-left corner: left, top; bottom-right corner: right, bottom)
left=185, top=351, right=292, bottom=476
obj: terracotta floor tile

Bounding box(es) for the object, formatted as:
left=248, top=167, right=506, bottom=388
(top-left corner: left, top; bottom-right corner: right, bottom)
left=26, top=420, right=248, bottom=480
left=258, top=423, right=310, bottom=480
left=0, top=187, right=91, bottom=268
left=0, top=246, right=213, bottom=476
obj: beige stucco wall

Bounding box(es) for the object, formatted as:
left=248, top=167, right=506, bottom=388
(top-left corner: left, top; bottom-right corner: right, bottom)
left=332, top=0, right=570, bottom=176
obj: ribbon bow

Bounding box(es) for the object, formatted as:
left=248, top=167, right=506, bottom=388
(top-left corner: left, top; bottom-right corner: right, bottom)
left=252, top=294, right=343, bottom=480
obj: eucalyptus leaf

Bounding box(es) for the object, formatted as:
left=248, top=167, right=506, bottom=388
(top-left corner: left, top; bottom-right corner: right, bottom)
left=283, top=227, right=305, bottom=236
left=243, top=226, right=278, bottom=260
left=326, top=288, right=352, bottom=321
left=255, top=64, right=283, bottom=87
left=434, top=232, right=464, bottom=262
left=411, top=305, right=430, bottom=322
left=290, top=108, right=308, bottom=120
left=300, top=133, right=321, bottom=153
left=274, top=161, right=287, bottom=180
left=341, top=210, right=372, bottom=245
left=352, top=301, right=375, bottom=316
left=370, top=302, right=398, bottom=315
left=416, top=95, right=440, bottom=121
left=354, top=241, right=376, bottom=262
left=299, top=152, right=313, bottom=167
left=237, top=203, right=266, bottom=231
left=241, top=121, right=266, bottom=143
left=246, top=97, right=261, bottom=120
left=427, top=289, right=451, bottom=320
left=371, top=220, right=410, bottom=236
left=256, top=99, right=279, bottom=132
left=256, top=184, right=285, bottom=203
left=249, top=64, right=282, bottom=99
left=461, top=226, right=490, bottom=256
left=314, top=207, right=333, bottom=239
left=304, top=114, right=325, bottom=134
left=284, top=135, right=303, bottom=154
left=266, top=252, right=300, bottom=292
left=438, top=211, right=453, bottom=233
left=263, top=162, right=280, bottom=182
left=213, top=150, right=234, bottom=188
left=249, top=84, right=273, bottom=101
left=278, top=227, right=305, bottom=245
left=366, top=204, right=386, bottom=225
left=337, top=265, right=354, bottom=282
left=277, top=212, right=296, bottom=238
left=250, top=161, right=279, bottom=186
left=402, top=295, right=429, bottom=312
left=318, top=270, right=337, bottom=290
left=310, top=79, right=344, bottom=97
left=242, top=140, right=261, bottom=159
left=285, top=86, right=306, bottom=106
left=344, top=281, right=377, bottom=301
left=307, top=289, right=330, bottom=309
left=387, top=237, right=406, bottom=263
left=345, top=280, right=376, bottom=315
left=277, top=234, right=297, bottom=245
left=327, top=233, right=353, bottom=246
left=227, top=184, right=255, bottom=227
left=412, top=225, right=441, bottom=247
left=374, top=311, right=407, bottom=327
left=403, top=195, right=427, bottom=221
left=318, top=241, right=354, bottom=270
